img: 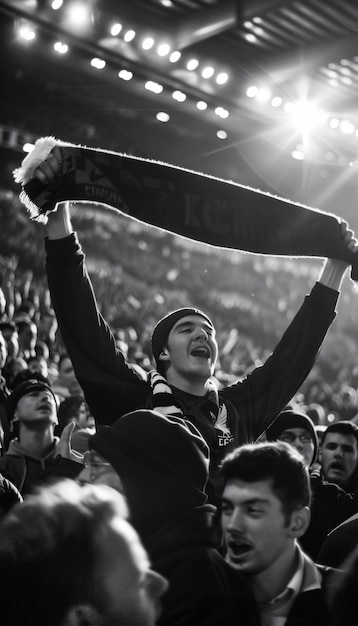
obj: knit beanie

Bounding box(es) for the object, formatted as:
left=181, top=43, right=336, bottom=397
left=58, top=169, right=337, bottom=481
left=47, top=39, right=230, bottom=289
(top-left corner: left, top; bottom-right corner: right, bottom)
left=89, top=409, right=210, bottom=537
left=151, top=307, right=214, bottom=371
left=265, top=409, right=318, bottom=464
left=5, top=379, right=57, bottom=423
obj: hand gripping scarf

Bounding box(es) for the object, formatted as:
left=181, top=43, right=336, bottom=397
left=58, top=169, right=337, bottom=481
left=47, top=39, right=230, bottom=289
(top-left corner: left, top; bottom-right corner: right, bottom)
left=13, top=136, right=358, bottom=280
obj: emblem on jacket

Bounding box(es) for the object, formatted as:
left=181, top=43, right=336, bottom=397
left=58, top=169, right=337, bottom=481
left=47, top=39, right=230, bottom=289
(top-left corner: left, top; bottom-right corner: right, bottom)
left=212, top=404, right=234, bottom=446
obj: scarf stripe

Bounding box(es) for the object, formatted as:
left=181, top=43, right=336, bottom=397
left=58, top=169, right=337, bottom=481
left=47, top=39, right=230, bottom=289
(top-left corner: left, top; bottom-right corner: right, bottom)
left=148, top=370, right=233, bottom=437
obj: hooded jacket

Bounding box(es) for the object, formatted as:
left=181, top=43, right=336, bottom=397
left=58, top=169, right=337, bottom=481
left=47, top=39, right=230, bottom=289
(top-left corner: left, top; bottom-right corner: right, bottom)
left=0, top=438, right=82, bottom=496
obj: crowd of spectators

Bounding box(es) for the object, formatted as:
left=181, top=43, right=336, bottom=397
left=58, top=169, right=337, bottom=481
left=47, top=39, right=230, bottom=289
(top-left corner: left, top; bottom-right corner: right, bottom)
left=0, top=195, right=358, bottom=624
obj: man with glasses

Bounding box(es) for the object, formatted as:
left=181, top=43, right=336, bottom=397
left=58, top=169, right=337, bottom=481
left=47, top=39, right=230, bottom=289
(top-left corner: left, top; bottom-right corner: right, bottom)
left=266, top=410, right=318, bottom=468
left=265, top=408, right=358, bottom=559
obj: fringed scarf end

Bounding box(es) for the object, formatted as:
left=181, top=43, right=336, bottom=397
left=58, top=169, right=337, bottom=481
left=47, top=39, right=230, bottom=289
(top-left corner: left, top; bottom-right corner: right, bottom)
left=13, top=136, right=59, bottom=186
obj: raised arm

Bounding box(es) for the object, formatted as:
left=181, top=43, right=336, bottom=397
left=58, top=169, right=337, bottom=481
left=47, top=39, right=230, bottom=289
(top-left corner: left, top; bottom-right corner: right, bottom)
left=32, top=151, right=150, bottom=423
left=46, top=201, right=74, bottom=240
left=44, top=219, right=150, bottom=423
left=224, top=226, right=358, bottom=443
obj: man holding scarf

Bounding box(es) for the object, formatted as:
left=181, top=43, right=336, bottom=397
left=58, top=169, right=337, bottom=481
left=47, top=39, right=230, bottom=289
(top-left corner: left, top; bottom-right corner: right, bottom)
left=27, top=146, right=358, bottom=503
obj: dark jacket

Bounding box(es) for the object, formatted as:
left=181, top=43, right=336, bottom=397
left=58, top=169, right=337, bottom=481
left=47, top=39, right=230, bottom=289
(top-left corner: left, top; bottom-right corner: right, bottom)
left=259, top=549, right=338, bottom=626
left=286, top=588, right=330, bottom=626
left=45, top=234, right=338, bottom=486
left=143, top=505, right=260, bottom=626
left=317, top=512, right=358, bottom=568
left=0, top=472, right=22, bottom=517
left=0, top=438, right=82, bottom=496
left=286, top=563, right=343, bottom=626
left=300, top=473, right=358, bottom=561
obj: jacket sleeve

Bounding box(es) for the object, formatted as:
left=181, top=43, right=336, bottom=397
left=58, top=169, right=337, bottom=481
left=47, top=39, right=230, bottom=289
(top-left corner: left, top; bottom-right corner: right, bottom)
left=223, top=281, right=338, bottom=442
left=45, top=233, right=150, bottom=424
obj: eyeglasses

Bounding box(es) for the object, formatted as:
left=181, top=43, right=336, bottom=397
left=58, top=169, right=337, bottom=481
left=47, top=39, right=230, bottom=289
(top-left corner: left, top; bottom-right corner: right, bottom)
left=82, top=450, right=116, bottom=483
left=280, top=432, right=313, bottom=444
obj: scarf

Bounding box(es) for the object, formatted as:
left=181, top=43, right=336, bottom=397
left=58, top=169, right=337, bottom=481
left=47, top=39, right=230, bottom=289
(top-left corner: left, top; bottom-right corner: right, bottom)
left=13, top=136, right=357, bottom=280
left=148, top=370, right=233, bottom=441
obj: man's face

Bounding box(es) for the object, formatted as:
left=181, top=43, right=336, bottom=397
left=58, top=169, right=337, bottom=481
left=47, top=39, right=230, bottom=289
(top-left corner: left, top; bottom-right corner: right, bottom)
left=277, top=427, right=315, bottom=467
left=321, top=432, right=358, bottom=486
left=78, top=450, right=125, bottom=493
left=221, top=478, right=295, bottom=577
left=14, top=388, right=57, bottom=426
left=163, top=315, right=218, bottom=382
left=96, top=517, right=168, bottom=626
left=75, top=402, right=96, bottom=429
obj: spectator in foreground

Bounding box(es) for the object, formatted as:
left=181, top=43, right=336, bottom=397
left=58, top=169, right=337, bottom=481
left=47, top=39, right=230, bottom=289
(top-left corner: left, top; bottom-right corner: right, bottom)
left=0, top=480, right=168, bottom=626
left=220, top=441, right=337, bottom=626
left=78, top=409, right=261, bottom=626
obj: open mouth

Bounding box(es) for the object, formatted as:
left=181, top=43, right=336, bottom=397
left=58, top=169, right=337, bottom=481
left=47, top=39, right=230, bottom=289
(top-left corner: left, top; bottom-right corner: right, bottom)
left=227, top=539, right=252, bottom=560
left=38, top=403, right=52, bottom=412
left=190, top=345, right=211, bottom=359
left=330, top=462, right=344, bottom=472
left=328, top=464, right=345, bottom=476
